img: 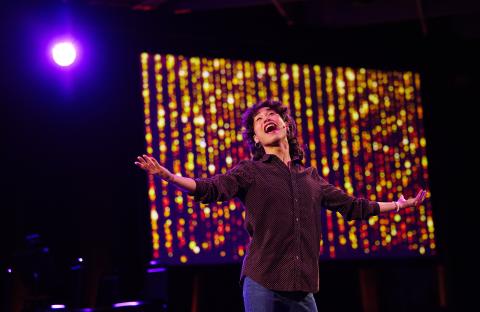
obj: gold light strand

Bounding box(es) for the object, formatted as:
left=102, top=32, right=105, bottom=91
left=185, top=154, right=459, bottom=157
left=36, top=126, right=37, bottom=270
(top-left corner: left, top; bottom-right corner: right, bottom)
left=378, top=71, right=394, bottom=249
left=324, top=66, right=338, bottom=258
left=379, top=71, right=397, bottom=249
left=303, top=65, right=317, bottom=169
left=344, top=67, right=363, bottom=250
left=357, top=68, right=375, bottom=254
left=313, top=65, right=328, bottom=255
left=255, top=61, right=267, bottom=101
left=291, top=64, right=305, bottom=149
left=313, top=66, right=330, bottom=178
left=393, top=71, right=412, bottom=248
left=215, top=58, right=228, bottom=255
left=413, top=73, right=435, bottom=252
left=334, top=68, right=349, bottom=246
left=233, top=60, right=246, bottom=158
left=244, top=61, right=256, bottom=107
left=141, top=53, right=161, bottom=258
left=154, top=54, right=172, bottom=257
left=367, top=69, right=386, bottom=252
left=190, top=56, right=210, bottom=251
left=166, top=54, right=181, bottom=258
left=268, top=61, right=280, bottom=100
left=280, top=63, right=291, bottom=106
left=178, top=56, right=193, bottom=252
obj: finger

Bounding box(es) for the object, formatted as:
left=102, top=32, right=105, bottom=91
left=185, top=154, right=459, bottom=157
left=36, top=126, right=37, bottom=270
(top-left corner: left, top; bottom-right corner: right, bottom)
left=137, top=156, right=147, bottom=164
left=419, top=190, right=427, bottom=202
left=414, top=190, right=426, bottom=206
left=135, top=160, right=149, bottom=167
left=418, top=190, right=427, bottom=205
left=144, top=155, right=157, bottom=167
left=142, top=154, right=153, bottom=166
left=150, top=157, right=161, bottom=167
left=134, top=162, right=147, bottom=169
left=415, top=189, right=423, bottom=201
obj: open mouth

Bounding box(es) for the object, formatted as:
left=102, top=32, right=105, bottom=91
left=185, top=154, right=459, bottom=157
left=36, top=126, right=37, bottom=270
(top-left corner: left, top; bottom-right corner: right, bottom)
left=264, top=123, right=278, bottom=134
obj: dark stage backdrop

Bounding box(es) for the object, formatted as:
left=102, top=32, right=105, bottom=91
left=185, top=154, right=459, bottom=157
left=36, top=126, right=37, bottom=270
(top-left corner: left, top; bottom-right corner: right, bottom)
left=140, top=53, right=435, bottom=264
left=2, top=3, right=478, bottom=310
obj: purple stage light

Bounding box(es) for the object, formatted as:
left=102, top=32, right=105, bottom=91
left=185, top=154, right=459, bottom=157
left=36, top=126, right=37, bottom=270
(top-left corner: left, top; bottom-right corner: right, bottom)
left=50, top=304, right=66, bottom=309
left=112, top=301, right=143, bottom=308
left=78, top=257, right=84, bottom=262
left=149, top=259, right=159, bottom=265
left=147, top=267, right=166, bottom=273
left=51, top=41, right=77, bottom=67
left=7, top=268, right=12, bottom=273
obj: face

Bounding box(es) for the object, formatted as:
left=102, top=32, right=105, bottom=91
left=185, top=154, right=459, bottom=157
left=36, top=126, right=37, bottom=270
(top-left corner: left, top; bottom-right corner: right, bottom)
left=253, top=107, right=289, bottom=148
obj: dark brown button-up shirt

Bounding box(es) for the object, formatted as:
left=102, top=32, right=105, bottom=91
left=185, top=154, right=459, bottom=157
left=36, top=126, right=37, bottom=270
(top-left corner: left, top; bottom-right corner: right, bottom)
left=189, top=153, right=380, bottom=292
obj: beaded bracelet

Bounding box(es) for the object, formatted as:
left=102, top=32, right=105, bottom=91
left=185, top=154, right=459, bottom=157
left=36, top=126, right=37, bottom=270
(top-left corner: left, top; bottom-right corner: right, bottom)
left=393, top=201, right=400, bottom=212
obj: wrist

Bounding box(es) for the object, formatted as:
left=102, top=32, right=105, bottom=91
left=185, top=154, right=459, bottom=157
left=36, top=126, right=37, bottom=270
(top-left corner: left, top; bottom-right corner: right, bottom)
left=392, top=201, right=400, bottom=212
left=168, top=173, right=176, bottom=183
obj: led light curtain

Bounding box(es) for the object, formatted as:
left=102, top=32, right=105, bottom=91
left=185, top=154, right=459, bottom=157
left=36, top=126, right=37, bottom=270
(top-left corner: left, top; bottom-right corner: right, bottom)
left=140, top=53, right=435, bottom=264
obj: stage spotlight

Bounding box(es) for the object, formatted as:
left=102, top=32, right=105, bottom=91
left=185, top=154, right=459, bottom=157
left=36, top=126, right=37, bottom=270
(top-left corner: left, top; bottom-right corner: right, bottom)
left=51, top=41, right=77, bottom=67
left=112, top=301, right=143, bottom=308
left=50, top=304, right=66, bottom=309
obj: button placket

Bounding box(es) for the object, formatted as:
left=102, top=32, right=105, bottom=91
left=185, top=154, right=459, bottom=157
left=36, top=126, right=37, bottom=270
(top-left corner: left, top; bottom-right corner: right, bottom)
left=289, top=165, right=301, bottom=286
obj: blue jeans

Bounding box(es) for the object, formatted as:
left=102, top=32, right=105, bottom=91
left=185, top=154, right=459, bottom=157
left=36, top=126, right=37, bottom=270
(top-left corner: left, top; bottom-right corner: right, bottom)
left=242, top=277, right=318, bottom=312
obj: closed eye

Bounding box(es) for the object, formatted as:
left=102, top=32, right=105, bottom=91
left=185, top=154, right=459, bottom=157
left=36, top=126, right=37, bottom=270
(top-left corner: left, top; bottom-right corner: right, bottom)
left=255, top=111, right=276, bottom=122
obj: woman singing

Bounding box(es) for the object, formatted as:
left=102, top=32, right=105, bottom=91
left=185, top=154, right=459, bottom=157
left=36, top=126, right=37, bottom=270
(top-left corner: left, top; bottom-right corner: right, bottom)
left=135, top=99, right=426, bottom=312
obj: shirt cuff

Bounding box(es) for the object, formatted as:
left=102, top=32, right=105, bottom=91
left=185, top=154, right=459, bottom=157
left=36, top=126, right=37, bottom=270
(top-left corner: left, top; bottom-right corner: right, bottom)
left=188, top=178, right=207, bottom=202
left=371, top=201, right=380, bottom=215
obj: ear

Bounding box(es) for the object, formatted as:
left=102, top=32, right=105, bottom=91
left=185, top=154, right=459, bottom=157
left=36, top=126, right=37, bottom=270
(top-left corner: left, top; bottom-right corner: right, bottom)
left=253, top=134, right=258, bottom=143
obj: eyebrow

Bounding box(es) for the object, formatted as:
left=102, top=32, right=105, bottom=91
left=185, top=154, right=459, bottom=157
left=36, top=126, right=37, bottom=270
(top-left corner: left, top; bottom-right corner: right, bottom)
left=254, top=109, right=274, bottom=120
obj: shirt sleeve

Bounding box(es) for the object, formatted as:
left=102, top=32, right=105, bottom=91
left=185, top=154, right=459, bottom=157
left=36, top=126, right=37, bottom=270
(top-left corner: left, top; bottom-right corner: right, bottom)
left=313, top=168, right=380, bottom=221
left=187, top=160, right=255, bottom=204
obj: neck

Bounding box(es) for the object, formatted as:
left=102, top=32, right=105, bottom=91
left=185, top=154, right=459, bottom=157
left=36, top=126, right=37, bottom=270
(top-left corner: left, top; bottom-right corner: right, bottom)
left=263, top=138, right=291, bottom=165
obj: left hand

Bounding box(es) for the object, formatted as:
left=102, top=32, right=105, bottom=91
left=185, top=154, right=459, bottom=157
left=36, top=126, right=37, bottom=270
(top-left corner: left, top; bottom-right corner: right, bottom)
left=397, top=189, right=427, bottom=209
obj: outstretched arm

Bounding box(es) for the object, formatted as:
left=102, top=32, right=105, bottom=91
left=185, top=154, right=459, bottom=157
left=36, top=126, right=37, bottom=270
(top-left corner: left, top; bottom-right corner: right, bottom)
left=134, top=154, right=196, bottom=193
left=315, top=167, right=427, bottom=220
left=377, top=189, right=427, bottom=213
left=135, top=154, right=254, bottom=204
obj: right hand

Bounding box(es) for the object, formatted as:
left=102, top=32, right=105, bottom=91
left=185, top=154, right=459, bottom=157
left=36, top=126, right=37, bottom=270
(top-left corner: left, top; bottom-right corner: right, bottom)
left=397, top=189, right=427, bottom=209
left=134, top=154, right=174, bottom=182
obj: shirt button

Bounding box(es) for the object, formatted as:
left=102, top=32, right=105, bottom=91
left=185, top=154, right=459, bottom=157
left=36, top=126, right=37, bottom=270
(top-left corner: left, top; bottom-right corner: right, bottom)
left=294, top=198, right=298, bottom=202
left=296, top=217, right=299, bottom=222
left=296, top=256, right=299, bottom=260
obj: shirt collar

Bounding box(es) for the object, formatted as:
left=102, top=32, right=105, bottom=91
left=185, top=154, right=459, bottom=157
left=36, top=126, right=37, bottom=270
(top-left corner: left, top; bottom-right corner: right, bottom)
left=260, top=153, right=301, bottom=164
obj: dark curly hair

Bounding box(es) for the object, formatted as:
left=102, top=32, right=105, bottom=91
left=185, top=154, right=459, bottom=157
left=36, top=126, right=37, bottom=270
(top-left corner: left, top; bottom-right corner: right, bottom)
left=241, top=99, right=305, bottom=163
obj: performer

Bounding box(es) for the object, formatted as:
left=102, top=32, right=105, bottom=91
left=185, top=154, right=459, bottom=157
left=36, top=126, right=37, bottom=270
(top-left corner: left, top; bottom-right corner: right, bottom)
left=135, top=99, right=427, bottom=312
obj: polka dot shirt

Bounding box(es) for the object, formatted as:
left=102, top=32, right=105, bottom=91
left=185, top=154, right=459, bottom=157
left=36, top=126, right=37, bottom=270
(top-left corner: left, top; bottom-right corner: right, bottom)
left=189, top=153, right=380, bottom=292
